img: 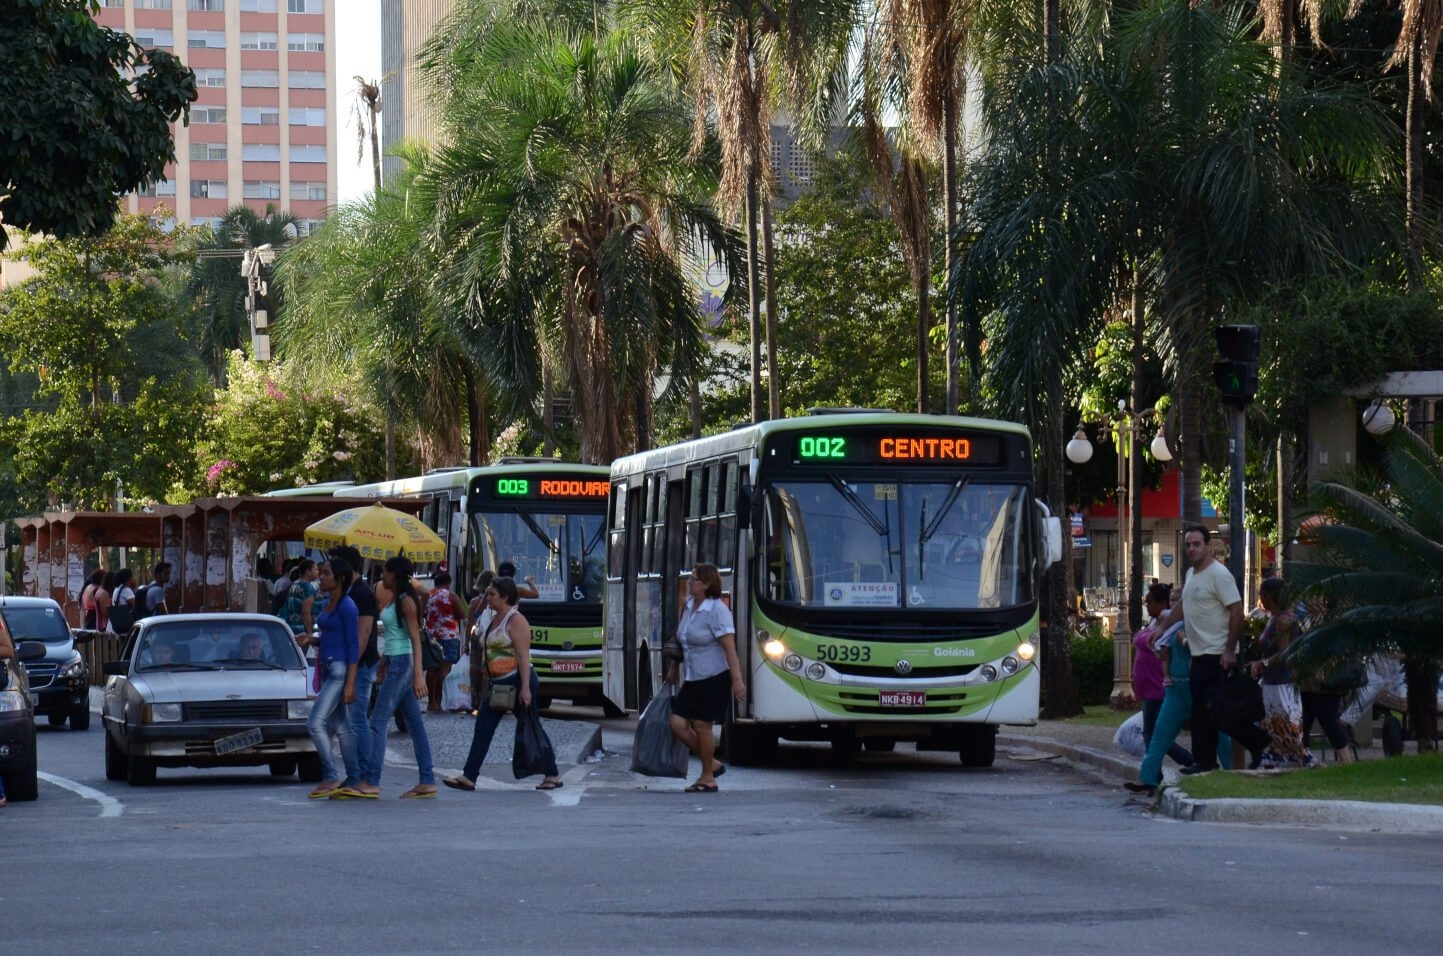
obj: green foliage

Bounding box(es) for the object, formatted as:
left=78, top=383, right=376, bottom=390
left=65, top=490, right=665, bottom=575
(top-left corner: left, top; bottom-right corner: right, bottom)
left=0, top=0, right=196, bottom=249
left=1069, top=624, right=1115, bottom=707
left=178, top=353, right=390, bottom=499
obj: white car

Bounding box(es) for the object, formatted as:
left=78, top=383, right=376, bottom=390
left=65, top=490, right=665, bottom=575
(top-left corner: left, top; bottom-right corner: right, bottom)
left=101, top=613, right=320, bottom=786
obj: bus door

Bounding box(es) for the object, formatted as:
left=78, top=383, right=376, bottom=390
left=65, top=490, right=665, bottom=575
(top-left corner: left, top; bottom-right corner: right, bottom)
left=604, top=481, right=641, bottom=710
left=661, top=472, right=688, bottom=669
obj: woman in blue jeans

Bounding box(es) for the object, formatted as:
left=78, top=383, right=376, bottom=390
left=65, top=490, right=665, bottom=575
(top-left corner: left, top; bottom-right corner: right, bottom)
left=353, top=555, right=437, bottom=798
left=306, top=559, right=360, bottom=799
left=443, top=576, right=562, bottom=792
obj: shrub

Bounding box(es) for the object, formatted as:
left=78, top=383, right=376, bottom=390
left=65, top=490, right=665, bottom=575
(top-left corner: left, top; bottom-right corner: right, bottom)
left=1071, top=623, right=1115, bottom=706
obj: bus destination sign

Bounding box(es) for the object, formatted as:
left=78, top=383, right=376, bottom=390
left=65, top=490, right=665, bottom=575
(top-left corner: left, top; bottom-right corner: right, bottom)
left=493, top=477, right=610, bottom=500
left=790, top=429, right=1004, bottom=466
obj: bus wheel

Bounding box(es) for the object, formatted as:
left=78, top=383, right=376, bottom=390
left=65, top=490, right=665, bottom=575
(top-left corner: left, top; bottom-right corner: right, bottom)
left=862, top=739, right=896, bottom=753
left=958, top=726, right=997, bottom=768
left=722, top=723, right=777, bottom=767
left=600, top=698, right=626, bottom=719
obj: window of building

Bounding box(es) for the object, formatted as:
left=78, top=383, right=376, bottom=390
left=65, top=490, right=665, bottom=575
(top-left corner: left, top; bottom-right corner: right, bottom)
left=187, top=0, right=225, bottom=11
left=193, top=68, right=226, bottom=87
left=99, top=0, right=125, bottom=7
left=136, top=0, right=173, bottom=8
left=189, top=142, right=228, bottom=161
left=241, top=107, right=280, bottom=125
left=241, top=70, right=280, bottom=88
left=240, top=0, right=277, bottom=10
left=133, top=28, right=174, bottom=48
left=191, top=216, right=226, bottom=230
left=192, top=106, right=227, bottom=124
left=148, top=215, right=178, bottom=233
left=240, top=32, right=279, bottom=51
left=244, top=181, right=282, bottom=199
left=295, top=218, right=325, bottom=237
left=188, top=31, right=227, bottom=49
left=292, top=181, right=326, bottom=201
left=290, top=144, right=327, bottom=163
left=288, top=107, right=325, bottom=127
left=242, top=143, right=281, bottom=161
left=191, top=180, right=229, bottom=199
left=137, top=179, right=177, bottom=198
left=287, top=0, right=322, bottom=13
left=290, top=71, right=326, bottom=89
left=287, top=32, right=325, bottom=52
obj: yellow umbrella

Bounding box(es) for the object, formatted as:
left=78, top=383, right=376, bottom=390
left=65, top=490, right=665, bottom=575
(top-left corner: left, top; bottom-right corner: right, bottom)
left=303, top=502, right=446, bottom=564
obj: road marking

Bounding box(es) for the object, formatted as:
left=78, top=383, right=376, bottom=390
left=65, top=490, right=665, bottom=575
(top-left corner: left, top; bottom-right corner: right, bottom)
left=38, top=772, right=124, bottom=818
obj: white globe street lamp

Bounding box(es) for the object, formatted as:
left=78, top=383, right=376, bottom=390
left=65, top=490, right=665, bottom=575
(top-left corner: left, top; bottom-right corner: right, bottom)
left=1362, top=400, right=1396, bottom=436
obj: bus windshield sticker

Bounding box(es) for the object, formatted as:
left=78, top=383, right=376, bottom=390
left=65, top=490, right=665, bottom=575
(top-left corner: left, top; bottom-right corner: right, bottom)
left=824, top=582, right=899, bottom=607
left=533, top=582, right=566, bottom=602
left=873, top=483, right=896, bottom=500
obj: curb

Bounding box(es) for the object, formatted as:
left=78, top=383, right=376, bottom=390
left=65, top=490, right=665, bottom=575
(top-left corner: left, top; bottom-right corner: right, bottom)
left=1001, top=731, right=1443, bottom=833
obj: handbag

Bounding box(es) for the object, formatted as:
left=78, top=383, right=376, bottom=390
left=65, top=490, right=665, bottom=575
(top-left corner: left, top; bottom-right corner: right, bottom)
left=485, top=681, right=517, bottom=712
left=661, top=635, right=685, bottom=663
left=421, top=630, right=446, bottom=670
left=1208, top=667, right=1265, bottom=728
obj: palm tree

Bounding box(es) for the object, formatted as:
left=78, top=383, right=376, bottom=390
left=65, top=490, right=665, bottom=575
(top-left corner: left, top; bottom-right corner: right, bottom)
left=1387, top=1, right=1443, bottom=284
left=353, top=75, right=384, bottom=194
left=420, top=21, right=742, bottom=463
left=1290, top=425, right=1443, bottom=751
left=182, top=205, right=298, bottom=384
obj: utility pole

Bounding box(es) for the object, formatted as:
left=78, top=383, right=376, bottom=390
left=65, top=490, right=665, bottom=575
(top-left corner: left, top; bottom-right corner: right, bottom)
left=1214, top=325, right=1261, bottom=592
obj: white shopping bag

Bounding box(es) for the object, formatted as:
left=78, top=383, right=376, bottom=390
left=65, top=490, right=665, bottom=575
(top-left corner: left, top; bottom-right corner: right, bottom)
left=442, top=652, right=472, bottom=711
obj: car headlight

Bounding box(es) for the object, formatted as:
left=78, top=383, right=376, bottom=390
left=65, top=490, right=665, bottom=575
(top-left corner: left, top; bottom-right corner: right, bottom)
left=0, top=690, right=26, bottom=713
left=287, top=699, right=314, bottom=720
left=61, top=660, right=87, bottom=678
left=144, top=703, right=183, bottom=723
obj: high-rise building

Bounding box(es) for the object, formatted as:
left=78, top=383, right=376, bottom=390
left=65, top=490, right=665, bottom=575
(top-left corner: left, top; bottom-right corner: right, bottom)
left=379, top=0, right=450, bottom=182
left=93, top=0, right=337, bottom=236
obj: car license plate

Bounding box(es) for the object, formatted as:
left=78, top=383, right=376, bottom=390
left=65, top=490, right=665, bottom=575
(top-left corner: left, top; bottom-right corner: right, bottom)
left=552, top=660, right=586, bottom=673
left=215, top=727, right=264, bottom=756
left=879, top=690, right=926, bottom=708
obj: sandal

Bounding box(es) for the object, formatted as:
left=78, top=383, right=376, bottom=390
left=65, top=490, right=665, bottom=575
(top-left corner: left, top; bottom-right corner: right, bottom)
left=330, top=786, right=378, bottom=800
left=442, top=776, right=476, bottom=792
left=400, top=786, right=437, bottom=799
left=535, top=779, right=564, bottom=791
left=684, top=782, right=719, bottom=793
left=308, top=782, right=344, bottom=799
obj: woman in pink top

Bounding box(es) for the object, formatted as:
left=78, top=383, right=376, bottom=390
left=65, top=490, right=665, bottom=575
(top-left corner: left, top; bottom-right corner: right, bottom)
left=1133, top=582, right=1194, bottom=769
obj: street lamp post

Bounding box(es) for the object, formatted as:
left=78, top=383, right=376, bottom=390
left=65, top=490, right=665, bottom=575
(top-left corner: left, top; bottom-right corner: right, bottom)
left=1066, top=402, right=1172, bottom=710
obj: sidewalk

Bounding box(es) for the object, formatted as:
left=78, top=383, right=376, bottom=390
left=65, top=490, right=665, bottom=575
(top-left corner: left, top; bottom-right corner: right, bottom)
left=999, top=718, right=1443, bottom=833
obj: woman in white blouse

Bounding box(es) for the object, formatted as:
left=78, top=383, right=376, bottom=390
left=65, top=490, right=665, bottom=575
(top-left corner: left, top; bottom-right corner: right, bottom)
left=666, top=563, right=746, bottom=793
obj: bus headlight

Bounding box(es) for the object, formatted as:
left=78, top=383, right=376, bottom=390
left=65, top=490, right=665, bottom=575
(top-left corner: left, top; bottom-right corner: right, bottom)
left=805, top=663, right=826, bottom=680
left=1000, top=656, right=1020, bottom=675
left=782, top=654, right=803, bottom=673
left=978, top=664, right=998, bottom=682
left=1017, top=641, right=1036, bottom=663
left=762, top=638, right=786, bottom=660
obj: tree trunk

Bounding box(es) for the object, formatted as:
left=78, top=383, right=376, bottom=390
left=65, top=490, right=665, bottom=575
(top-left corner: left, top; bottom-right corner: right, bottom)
left=916, top=267, right=931, bottom=414
left=690, top=379, right=703, bottom=439
left=745, top=172, right=764, bottom=424
left=369, top=113, right=382, bottom=193
left=385, top=422, right=396, bottom=480
left=942, top=85, right=960, bottom=415
left=1040, top=376, right=1081, bottom=718
left=1404, top=656, right=1438, bottom=753
left=762, top=195, right=780, bottom=421
left=542, top=357, right=555, bottom=457
left=1179, top=384, right=1203, bottom=524
left=1276, top=432, right=1294, bottom=574
left=1406, top=38, right=1425, bottom=289
left=1128, top=274, right=1145, bottom=633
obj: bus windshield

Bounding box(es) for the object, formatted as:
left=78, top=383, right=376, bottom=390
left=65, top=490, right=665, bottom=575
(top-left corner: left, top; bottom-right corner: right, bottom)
left=760, top=479, right=1035, bottom=610
left=471, top=511, right=605, bottom=603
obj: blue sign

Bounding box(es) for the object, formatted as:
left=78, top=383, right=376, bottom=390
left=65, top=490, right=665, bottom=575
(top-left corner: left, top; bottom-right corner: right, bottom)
left=1161, top=554, right=1174, bottom=568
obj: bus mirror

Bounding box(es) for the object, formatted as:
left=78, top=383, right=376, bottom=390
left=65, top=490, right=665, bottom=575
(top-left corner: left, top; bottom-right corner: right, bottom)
left=1035, top=501, right=1063, bottom=572
left=737, top=485, right=753, bottom=530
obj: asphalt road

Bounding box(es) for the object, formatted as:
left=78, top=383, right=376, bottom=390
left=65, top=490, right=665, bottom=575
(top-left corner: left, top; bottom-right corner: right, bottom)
left=5, top=710, right=1441, bottom=955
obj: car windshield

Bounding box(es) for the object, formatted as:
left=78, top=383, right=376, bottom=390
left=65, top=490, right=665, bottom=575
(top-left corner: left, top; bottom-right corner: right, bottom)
left=759, top=479, right=1036, bottom=611
left=138, top=622, right=304, bottom=671
left=471, top=510, right=606, bottom=603
left=0, top=605, right=72, bottom=642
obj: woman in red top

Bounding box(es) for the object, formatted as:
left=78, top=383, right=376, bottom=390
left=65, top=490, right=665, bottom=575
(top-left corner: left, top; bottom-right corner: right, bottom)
left=1133, top=582, right=1193, bottom=769
left=424, top=572, right=466, bottom=712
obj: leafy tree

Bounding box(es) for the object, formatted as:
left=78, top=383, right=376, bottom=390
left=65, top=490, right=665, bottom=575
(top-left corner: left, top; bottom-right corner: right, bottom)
left=1291, top=426, right=1443, bottom=751
left=178, top=353, right=389, bottom=499
left=0, top=0, right=195, bottom=250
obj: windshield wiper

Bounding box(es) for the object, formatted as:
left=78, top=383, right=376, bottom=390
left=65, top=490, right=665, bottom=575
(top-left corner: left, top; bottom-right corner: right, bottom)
left=918, top=478, right=970, bottom=582
left=210, top=657, right=288, bottom=670
left=827, top=474, right=896, bottom=573
left=518, top=512, right=558, bottom=555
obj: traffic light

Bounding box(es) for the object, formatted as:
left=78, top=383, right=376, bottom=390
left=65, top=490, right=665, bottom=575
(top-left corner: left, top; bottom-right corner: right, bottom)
left=1213, top=324, right=1260, bottom=405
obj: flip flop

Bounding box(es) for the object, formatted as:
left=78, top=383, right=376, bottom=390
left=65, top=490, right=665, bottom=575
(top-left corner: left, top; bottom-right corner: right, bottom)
left=712, top=764, right=726, bottom=778
left=442, top=776, right=476, bottom=792
left=535, top=780, right=564, bottom=791
left=308, top=783, right=344, bottom=799
left=400, top=787, right=437, bottom=799
left=330, top=787, right=379, bottom=800
left=684, top=782, right=719, bottom=793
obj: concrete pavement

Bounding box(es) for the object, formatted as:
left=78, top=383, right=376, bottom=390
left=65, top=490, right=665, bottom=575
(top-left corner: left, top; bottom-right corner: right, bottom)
left=1000, top=718, right=1443, bottom=833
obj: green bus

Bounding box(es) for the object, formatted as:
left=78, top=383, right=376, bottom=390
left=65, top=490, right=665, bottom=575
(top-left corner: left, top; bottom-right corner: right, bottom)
left=604, top=411, right=1062, bottom=766
left=347, top=462, right=612, bottom=709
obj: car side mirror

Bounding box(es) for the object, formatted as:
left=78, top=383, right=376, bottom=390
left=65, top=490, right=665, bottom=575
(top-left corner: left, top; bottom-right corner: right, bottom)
left=16, top=641, right=48, bottom=662
left=72, top=628, right=99, bottom=645
left=102, top=660, right=128, bottom=677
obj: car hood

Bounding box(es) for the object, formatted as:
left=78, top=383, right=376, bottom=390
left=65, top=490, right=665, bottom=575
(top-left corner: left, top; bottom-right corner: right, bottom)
left=33, top=640, right=77, bottom=663
left=130, top=669, right=310, bottom=703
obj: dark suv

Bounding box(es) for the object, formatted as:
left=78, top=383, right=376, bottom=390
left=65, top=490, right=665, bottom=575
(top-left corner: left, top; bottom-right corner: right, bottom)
left=1, top=640, right=46, bottom=801
left=0, top=597, right=91, bottom=731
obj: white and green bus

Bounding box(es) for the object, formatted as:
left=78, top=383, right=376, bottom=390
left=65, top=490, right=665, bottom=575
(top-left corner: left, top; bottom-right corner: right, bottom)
left=347, top=461, right=612, bottom=708
left=604, top=411, right=1062, bottom=766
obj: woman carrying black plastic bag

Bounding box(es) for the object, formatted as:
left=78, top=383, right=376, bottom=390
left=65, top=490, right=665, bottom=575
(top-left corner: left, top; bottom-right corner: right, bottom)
left=667, top=563, right=746, bottom=793
left=442, top=576, right=564, bottom=792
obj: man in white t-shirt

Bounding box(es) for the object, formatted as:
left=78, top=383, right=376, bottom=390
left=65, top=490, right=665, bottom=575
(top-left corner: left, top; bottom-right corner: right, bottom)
left=1156, top=525, right=1268, bottom=773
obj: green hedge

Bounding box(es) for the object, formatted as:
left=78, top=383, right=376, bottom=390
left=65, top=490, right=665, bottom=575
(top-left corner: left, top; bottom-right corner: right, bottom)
left=1071, top=624, right=1115, bottom=706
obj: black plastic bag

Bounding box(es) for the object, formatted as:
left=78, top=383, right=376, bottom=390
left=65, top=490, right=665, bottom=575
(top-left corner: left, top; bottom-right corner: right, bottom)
left=1209, top=668, right=1265, bottom=728
left=631, top=683, right=690, bottom=778
left=512, top=706, right=556, bottom=779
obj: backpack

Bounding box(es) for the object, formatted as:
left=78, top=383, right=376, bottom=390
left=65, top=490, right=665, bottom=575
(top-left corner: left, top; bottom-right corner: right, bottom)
left=132, top=583, right=155, bottom=622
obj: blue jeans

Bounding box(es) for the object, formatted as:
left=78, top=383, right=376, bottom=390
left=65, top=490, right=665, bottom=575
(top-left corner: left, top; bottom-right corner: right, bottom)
left=366, top=654, right=434, bottom=787
left=341, top=661, right=376, bottom=787
left=307, top=660, right=356, bottom=783
left=462, top=669, right=559, bottom=780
